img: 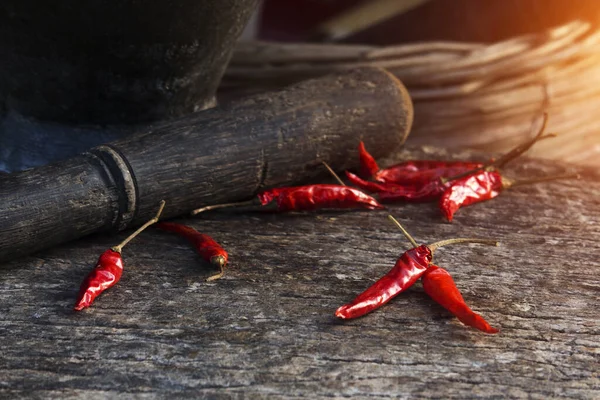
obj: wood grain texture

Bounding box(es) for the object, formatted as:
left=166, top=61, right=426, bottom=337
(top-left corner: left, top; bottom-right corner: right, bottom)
left=0, top=147, right=597, bottom=399
left=0, top=68, right=413, bottom=263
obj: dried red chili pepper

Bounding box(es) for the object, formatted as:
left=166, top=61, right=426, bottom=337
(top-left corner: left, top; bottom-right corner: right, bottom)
left=358, top=141, right=484, bottom=184
left=325, top=167, right=483, bottom=330
left=376, top=161, right=485, bottom=185
left=74, top=200, right=166, bottom=311
left=257, top=185, right=385, bottom=211
left=354, top=116, right=555, bottom=202
left=345, top=170, right=397, bottom=193
left=346, top=170, right=448, bottom=203
left=439, top=169, right=579, bottom=222
left=351, top=143, right=486, bottom=203
left=335, top=215, right=498, bottom=332
left=156, top=222, right=229, bottom=281
left=439, top=170, right=503, bottom=222
left=438, top=115, right=579, bottom=221
left=358, top=141, right=380, bottom=179
left=335, top=243, right=432, bottom=319
left=191, top=184, right=383, bottom=216
left=73, top=249, right=124, bottom=311
left=422, top=264, right=498, bottom=334
left=191, top=162, right=384, bottom=215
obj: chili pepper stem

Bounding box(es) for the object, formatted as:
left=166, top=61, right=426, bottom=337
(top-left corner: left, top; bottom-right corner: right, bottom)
left=503, top=173, right=580, bottom=189
left=321, top=161, right=346, bottom=186
left=206, top=255, right=227, bottom=282
left=387, top=215, right=419, bottom=248
left=440, top=113, right=556, bottom=184
left=111, top=200, right=166, bottom=253
left=494, top=113, right=550, bottom=168
left=428, top=238, right=499, bottom=254
left=191, top=200, right=256, bottom=216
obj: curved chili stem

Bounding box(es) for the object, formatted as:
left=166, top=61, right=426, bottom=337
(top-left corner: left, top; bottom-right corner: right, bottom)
left=388, top=214, right=498, bottom=252
left=191, top=200, right=256, bottom=215
left=206, top=255, right=227, bottom=282
left=111, top=200, right=166, bottom=253
left=387, top=215, right=418, bottom=249
left=504, top=173, right=580, bottom=189
left=441, top=113, right=555, bottom=184
left=322, top=161, right=346, bottom=186
left=494, top=113, right=551, bottom=168
left=428, top=238, right=499, bottom=254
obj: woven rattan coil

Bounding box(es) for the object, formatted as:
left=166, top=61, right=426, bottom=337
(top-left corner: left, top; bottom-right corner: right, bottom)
left=222, top=21, right=600, bottom=167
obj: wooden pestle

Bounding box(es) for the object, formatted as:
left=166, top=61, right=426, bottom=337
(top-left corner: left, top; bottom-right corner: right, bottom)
left=0, top=68, right=413, bottom=263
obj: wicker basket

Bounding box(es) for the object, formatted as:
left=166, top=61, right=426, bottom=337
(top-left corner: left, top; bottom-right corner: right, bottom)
left=221, top=20, right=600, bottom=167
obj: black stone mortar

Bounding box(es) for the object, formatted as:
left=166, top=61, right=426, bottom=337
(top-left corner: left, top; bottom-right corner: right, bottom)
left=0, top=0, right=258, bottom=172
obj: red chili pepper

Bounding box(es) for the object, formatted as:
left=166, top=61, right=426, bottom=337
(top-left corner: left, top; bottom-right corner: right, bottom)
left=335, top=244, right=432, bottom=319
left=192, top=184, right=384, bottom=215
left=258, top=185, right=384, bottom=211
left=422, top=264, right=498, bottom=334
left=437, top=113, right=581, bottom=221
left=439, top=170, right=504, bottom=222
left=156, top=222, right=228, bottom=281
left=377, top=182, right=447, bottom=203
left=358, top=141, right=483, bottom=184
left=73, top=249, right=123, bottom=311
left=74, top=200, right=166, bottom=311
left=346, top=171, right=448, bottom=203
left=358, top=141, right=380, bottom=179
left=345, top=170, right=395, bottom=193
left=439, top=169, right=579, bottom=222
left=375, top=161, right=484, bottom=185
left=336, top=216, right=499, bottom=329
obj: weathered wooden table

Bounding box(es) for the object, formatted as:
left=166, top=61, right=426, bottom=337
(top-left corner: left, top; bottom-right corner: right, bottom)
left=1, top=147, right=598, bottom=399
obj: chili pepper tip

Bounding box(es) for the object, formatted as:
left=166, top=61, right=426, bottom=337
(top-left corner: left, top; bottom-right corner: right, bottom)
left=74, top=298, right=94, bottom=311
left=358, top=141, right=380, bottom=179
left=335, top=304, right=366, bottom=319
left=334, top=306, right=350, bottom=319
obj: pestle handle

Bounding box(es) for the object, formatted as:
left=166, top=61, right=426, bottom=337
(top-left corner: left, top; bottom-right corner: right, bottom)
left=0, top=68, right=413, bottom=263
